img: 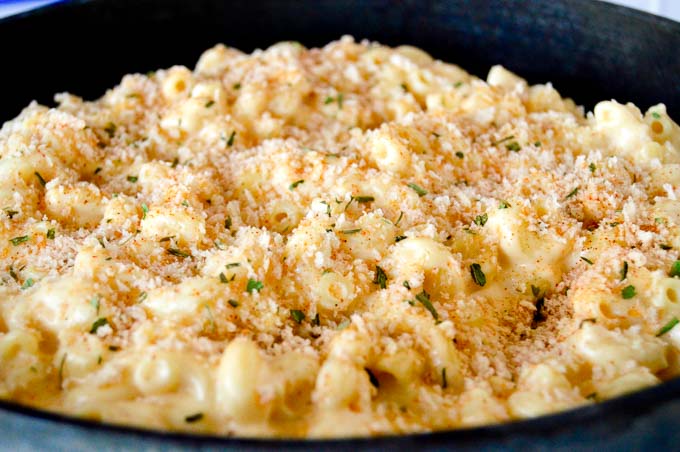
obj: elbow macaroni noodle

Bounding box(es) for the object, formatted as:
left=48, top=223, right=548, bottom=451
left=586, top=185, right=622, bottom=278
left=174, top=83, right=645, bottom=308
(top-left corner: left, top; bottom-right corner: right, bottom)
left=0, top=36, right=679, bottom=437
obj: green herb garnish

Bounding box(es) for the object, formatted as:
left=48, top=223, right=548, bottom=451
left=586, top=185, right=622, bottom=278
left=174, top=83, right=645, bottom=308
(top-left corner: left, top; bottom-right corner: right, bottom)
left=589, top=163, right=596, bottom=173
left=670, top=260, right=680, bottom=278
left=441, top=368, right=448, bottom=389
left=340, top=228, right=362, bottom=235
left=657, top=317, right=679, bottom=337
left=21, top=278, right=34, bottom=290
left=228, top=299, right=239, bottom=307
left=291, top=309, right=305, bottom=323
left=660, top=244, right=672, bottom=250
left=621, top=285, right=636, bottom=299
left=499, top=200, right=511, bottom=209
left=127, top=175, right=138, bottom=183
left=247, top=279, right=264, bottom=293
left=219, top=272, right=229, bottom=284
left=289, top=179, right=305, bottom=190
left=104, top=122, right=117, bottom=138
left=395, top=235, right=407, bottom=242
left=416, top=290, right=439, bottom=320
left=474, top=213, right=488, bottom=227
left=34, top=171, right=46, bottom=186
left=621, top=261, right=628, bottom=281
left=407, top=183, right=427, bottom=197
left=651, top=112, right=661, bottom=119
left=226, top=131, right=236, bottom=147
left=470, top=263, right=486, bottom=286
left=89, top=317, right=108, bottom=334
left=455, top=151, right=464, bottom=159
left=373, top=265, right=388, bottom=289
left=46, top=228, right=56, bottom=240
left=354, top=195, right=374, bottom=203
left=185, top=413, right=204, bottom=423
left=90, top=296, right=100, bottom=314
left=506, top=141, right=521, bottom=152
left=167, top=248, right=190, bottom=258
left=580, top=256, right=593, bottom=265
left=9, top=235, right=29, bottom=246
left=141, top=203, right=149, bottom=219
left=226, top=262, right=240, bottom=269
left=564, top=186, right=580, bottom=200
left=205, top=100, right=215, bottom=108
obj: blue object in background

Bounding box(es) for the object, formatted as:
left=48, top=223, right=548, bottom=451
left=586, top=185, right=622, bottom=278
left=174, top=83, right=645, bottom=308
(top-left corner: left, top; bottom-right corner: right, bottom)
left=0, top=0, right=62, bottom=18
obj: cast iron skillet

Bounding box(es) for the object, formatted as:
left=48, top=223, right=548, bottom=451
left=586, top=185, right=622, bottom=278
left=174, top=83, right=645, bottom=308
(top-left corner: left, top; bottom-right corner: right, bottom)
left=1, top=0, right=680, bottom=449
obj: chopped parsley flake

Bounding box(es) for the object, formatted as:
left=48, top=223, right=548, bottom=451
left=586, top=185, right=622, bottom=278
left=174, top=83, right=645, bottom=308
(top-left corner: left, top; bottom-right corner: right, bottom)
left=226, top=131, right=236, bottom=147
left=205, top=100, right=215, bottom=108
left=4, top=209, right=18, bottom=219
left=312, top=313, right=320, bottom=326
left=247, top=279, right=264, bottom=293
left=455, top=151, right=464, bottom=159
left=441, top=368, right=448, bottom=389
left=657, top=317, right=679, bottom=337
left=395, top=211, right=404, bottom=226
left=289, top=179, right=305, bottom=190
left=652, top=112, right=661, bottom=119
left=291, top=309, right=305, bottom=323
left=94, top=167, right=103, bottom=174
left=580, top=256, right=593, bottom=265
left=373, top=266, right=388, bottom=289
left=498, top=200, right=511, bottom=209
left=589, top=163, right=596, bottom=173
left=219, top=272, right=229, bottom=284
left=407, top=183, right=427, bottom=197
left=167, top=248, right=190, bottom=258
left=474, top=213, right=488, bottom=226
left=103, top=122, right=117, bottom=138
left=90, top=296, right=100, bottom=314
left=141, top=203, right=149, bottom=219
left=89, top=317, right=108, bottom=334
left=9, top=235, right=29, bottom=246
left=354, top=195, right=374, bottom=203
left=470, top=263, right=486, bottom=286
left=58, top=353, right=67, bottom=390
left=506, top=141, right=521, bottom=152
left=670, top=260, right=680, bottom=278
left=228, top=299, right=239, bottom=307
left=564, top=186, right=580, bottom=200
left=225, top=216, right=232, bottom=230
left=416, top=290, right=439, bottom=320
left=226, top=262, right=240, bottom=269
left=534, top=141, right=542, bottom=147
left=621, top=261, right=628, bottom=281
left=660, top=244, right=672, bottom=250
left=403, top=280, right=411, bottom=290
left=621, top=285, right=636, bottom=299
left=138, top=292, right=148, bottom=303
left=493, top=135, right=514, bottom=146
left=233, top=82, right=241, bottom=90
left=185, top=413, right=204, bottom=423
left=21, top=278, right=34, bottom=290
left=395, top=235, right=407, bottom=242
left=127, top=175, right=138, bottom=183
left=340, top=228, right=362, bottom=235
left=46, top=228, right=56, bottom=240
left=34, top=171, right=46, bottom=186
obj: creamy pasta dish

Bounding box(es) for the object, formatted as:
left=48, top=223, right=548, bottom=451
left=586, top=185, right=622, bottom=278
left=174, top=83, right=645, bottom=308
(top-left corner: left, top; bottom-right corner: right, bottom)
left=1, top=36, right=680, bottom=438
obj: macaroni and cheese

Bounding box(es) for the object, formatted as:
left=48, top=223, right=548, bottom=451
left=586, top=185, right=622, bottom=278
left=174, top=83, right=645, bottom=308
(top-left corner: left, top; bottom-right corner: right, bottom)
left=1, top=37, right=679, bottom=437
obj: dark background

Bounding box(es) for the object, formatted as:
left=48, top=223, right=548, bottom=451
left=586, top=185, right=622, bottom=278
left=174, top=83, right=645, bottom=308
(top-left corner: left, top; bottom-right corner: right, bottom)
left=0, top=0, right=678, bottom=123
